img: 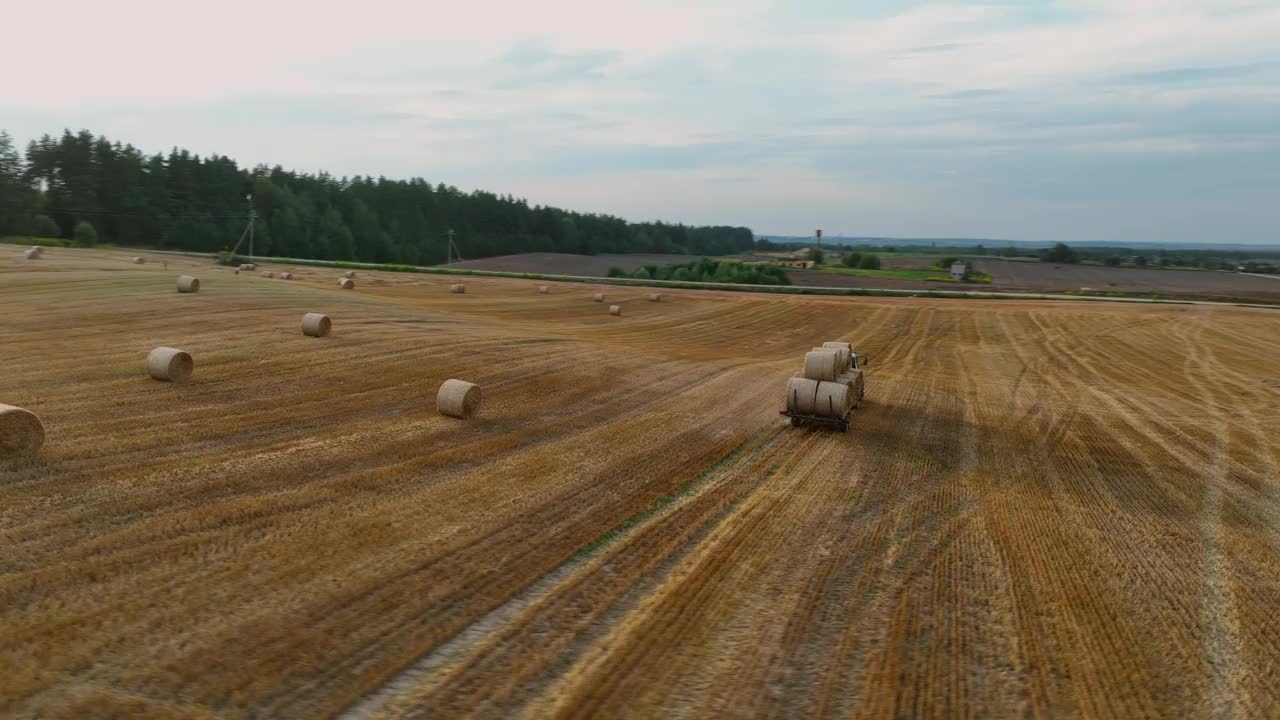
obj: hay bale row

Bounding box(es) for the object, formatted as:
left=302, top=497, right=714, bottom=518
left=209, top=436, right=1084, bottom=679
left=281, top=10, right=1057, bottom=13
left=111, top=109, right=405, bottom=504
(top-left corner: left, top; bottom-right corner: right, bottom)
left=146, top=347, right=193, bottom=382
left=177, top=276, right=200, bottom=293
left=437, top=379, right=481, bottom=419
left=0, top=404, right=45, bottom=458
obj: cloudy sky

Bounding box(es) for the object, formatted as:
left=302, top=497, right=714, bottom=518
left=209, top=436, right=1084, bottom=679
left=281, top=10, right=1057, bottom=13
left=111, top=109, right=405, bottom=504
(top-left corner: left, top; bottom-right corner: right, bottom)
left=5, top=0, right=1279, bottom=243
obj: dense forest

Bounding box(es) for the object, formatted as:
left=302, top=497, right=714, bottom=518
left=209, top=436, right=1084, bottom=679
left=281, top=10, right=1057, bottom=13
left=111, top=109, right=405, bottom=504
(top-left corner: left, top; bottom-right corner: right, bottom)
left=0, top=129, right=755, bottom=264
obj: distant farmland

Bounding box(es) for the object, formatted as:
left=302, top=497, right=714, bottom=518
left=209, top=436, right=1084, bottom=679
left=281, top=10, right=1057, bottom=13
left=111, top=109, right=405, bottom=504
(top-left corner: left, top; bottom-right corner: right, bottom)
left=439, top=252, right=702, bottom=277
left=446, top=251, right=1280, bottom=302
left=3, top=247, right=1280, bottom=718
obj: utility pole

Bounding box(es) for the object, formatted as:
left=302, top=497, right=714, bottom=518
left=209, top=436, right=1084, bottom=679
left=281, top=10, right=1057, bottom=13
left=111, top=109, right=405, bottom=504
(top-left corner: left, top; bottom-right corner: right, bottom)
left=247, top=194, right=255, bottom=264
left=445, top=228, right=462, bottom=265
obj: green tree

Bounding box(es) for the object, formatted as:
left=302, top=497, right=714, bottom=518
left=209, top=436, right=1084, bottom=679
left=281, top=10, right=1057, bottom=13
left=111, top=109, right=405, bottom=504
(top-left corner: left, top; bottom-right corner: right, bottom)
left=1135, top=255, right=1149, bottom=267
left=31, top=215, right=61, bottom=238
left=975, top=244, right=987, bottom=255
left=73, top=220, right=98, bottom=246
left=858, top=254, right=881, bottom=270
left=1104, top=256, right=1122, bottom=266
left=1041, top=242, right=1079, bottom=264
left=629, top=266, right=652, bottom=280
left=842, top=252, right=862, bottom=268
left=607, top=266, right=627, bottom=278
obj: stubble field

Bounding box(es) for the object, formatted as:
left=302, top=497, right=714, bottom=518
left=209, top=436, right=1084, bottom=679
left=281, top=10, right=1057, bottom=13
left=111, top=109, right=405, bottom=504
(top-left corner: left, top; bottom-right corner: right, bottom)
left=3, top=248, right=1279, bottom=719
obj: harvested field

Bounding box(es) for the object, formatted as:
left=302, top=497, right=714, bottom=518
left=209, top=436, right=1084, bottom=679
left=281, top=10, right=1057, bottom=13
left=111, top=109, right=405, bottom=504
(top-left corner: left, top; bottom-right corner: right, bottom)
left=3, top=248, right=1280, bottom=719
left=439, top=252, right=710, bottom=276
left=789, top=269, right=989, bottom=291
left=976, top=258, right=1280, bottom=302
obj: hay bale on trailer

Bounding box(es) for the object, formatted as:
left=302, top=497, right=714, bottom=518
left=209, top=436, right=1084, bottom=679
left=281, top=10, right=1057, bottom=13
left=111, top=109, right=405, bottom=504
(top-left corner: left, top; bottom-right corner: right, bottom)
left=0, top=404, right=45, bottom=458
left=302, top=313, right=331, bottom=337
left=822, top=341, right=853, bottom=371
left=802, top=349, right=841, bottom=382
left=176, top=276, right=200, bottom=293
left=146, top=347, right=193, bottom=382
left=786, top=377, right=821, bottom=415
left=609, top=305, right=622, bottom=316
left=814, top=381, right=852, bottom=418
left=437, top=379, right=481, bottom=419
left=338, top=278, right=355, bottom=290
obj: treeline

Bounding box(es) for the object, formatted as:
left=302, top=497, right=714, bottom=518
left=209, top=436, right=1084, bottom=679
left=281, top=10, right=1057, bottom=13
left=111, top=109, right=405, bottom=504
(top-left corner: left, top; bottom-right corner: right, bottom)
left=608, top=258, right=791, bottom=285
left=0, top=129, right=755, bottom=263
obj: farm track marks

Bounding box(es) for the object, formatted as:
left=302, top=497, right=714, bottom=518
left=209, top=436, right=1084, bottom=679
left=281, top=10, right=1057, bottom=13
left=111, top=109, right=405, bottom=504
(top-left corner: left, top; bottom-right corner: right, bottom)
left=3, top=249, right=1280, bottom=718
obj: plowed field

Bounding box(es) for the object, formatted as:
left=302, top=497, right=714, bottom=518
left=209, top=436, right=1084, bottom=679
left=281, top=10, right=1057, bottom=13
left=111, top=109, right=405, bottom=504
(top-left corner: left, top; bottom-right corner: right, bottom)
left=3, top=248, right=1279, bottom=719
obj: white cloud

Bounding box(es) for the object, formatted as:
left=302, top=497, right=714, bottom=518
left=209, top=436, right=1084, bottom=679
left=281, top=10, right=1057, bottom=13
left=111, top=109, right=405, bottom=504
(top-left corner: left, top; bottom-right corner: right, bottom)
left=4, top=0, right=1278, bottom=241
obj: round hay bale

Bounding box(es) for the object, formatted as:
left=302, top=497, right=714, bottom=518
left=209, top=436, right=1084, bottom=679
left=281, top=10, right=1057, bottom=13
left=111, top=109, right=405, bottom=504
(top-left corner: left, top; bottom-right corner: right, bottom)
left=648, top=293, right=663, bottom=302
left=822, top=341, right=853, bottom=371
left=133, top=256, right=146, bottom=264
left=176, top=276, right=200, bottom=293
left=814, top=381, right=851, bottom=419
left=449, top=284, right=466, bottom=293
left=609, top=304, right=622, bottom=316
left=437, top=379, right=481, bottom=419
left=592, top=292, right=605, bottom=302
left=338, top=278, right=355, bottom=290
left=30, top=245, right=43, bottom=255
left=146, top=347, right=193, bottom=382
left=24, top=248, right=40, bottom=260
left=261, top=271, right=275, bottom=279
left=279, top=272, right=292, bottom=280
left=802, top=350, right=841, bottom=382
left=239, top=263, right=256, bottom=271
left=302, top=312, right=331, bottom=337
left=786, top=377, right=821, bottom=415
left=537, top=285, right=550, bottom=294
left=0, top=404, right=45, bottom=458
left=343, top=271, right=356, bottom=279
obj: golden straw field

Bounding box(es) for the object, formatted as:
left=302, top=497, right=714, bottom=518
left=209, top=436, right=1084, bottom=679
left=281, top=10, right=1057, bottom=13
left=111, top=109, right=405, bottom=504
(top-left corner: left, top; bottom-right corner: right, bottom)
left=3, top=247, right=1280, bottom=719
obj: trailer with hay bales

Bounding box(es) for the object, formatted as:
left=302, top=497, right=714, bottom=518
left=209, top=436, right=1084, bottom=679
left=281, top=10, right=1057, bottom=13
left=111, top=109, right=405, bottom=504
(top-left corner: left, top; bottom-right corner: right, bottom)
left=780, top=341, right=869, bottom=432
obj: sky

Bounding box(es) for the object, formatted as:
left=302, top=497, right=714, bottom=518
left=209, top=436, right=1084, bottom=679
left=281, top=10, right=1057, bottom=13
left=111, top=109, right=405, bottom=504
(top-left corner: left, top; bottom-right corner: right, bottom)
left=4, top=0, right=1279, bottom=244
